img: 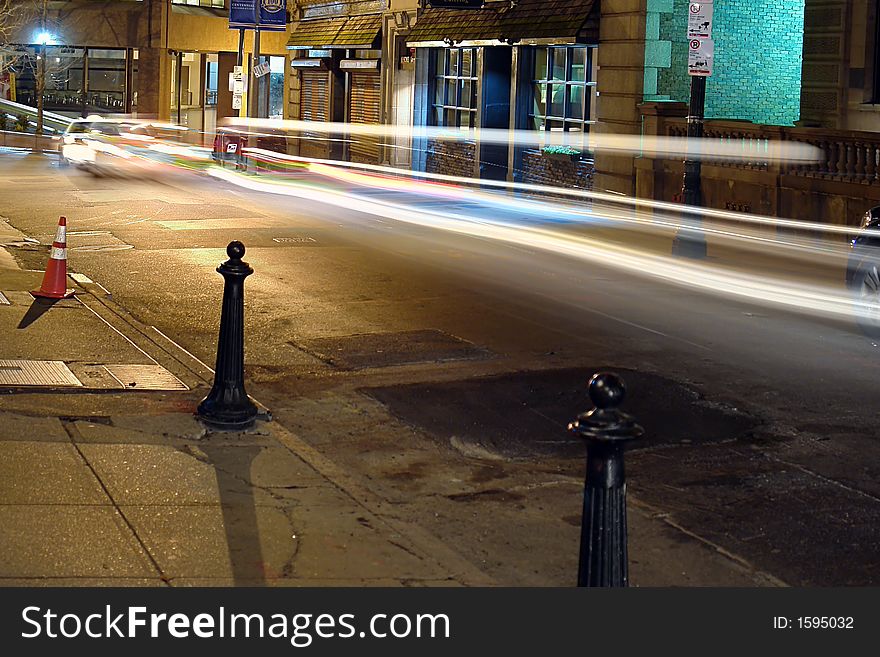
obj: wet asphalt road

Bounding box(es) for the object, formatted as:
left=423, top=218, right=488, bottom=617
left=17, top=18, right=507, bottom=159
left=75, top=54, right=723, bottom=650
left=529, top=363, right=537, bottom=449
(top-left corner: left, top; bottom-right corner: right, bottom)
left=3, top=152, right=880, bottom=585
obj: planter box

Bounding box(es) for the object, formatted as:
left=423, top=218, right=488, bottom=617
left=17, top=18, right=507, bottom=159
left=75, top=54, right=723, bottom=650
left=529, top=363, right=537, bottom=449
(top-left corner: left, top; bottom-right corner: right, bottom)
left=541, top=150, right=582, bottom=163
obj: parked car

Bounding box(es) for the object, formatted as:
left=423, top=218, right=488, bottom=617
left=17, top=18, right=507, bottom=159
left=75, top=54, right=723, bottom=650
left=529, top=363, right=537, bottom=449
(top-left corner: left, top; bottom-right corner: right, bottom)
left=847, top=206, right=880, bottom=337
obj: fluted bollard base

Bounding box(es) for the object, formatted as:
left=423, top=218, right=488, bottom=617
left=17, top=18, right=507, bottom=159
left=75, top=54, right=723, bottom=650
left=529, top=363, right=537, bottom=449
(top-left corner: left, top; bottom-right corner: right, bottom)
left=569, top=372, right=643, bottom=588
left=578, top=475, right=629, bottom=587
left=198, top=241, right=258, bottom=430
left=197, top=389, right=258, bottom=430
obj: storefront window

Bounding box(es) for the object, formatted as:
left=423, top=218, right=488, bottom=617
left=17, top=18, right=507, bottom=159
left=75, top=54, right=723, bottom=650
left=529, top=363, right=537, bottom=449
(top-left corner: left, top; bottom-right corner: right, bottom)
left=529, top=46, right=598, bottom=153
left=87, top=49, right=126, bottom=112
left=431, top=48, right=478, bottom=129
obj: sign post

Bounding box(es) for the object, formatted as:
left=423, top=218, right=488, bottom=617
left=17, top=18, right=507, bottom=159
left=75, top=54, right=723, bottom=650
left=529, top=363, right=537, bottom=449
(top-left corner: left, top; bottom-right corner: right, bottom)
left=672, top=0, right=713, bottom=260
left=229, top=1, right=287, bottom=118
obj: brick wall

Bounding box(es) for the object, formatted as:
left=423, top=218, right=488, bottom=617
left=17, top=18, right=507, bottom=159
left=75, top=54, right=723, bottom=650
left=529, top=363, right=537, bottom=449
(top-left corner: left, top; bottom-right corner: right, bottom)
left=649, top=0, right=805, bottom=126
left=521, top=150, right=595, bottom=191
left=426, top=139, right=476, bottom=177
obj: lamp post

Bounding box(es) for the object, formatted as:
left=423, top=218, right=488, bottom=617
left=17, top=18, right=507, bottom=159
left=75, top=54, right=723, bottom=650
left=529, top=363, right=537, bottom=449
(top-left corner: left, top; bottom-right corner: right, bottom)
left=33, top=0, right=57, bottom=138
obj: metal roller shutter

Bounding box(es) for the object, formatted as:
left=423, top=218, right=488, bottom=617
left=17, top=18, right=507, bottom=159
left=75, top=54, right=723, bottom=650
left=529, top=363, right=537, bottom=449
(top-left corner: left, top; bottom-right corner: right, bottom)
left=348, top=70, right=381, bottom=163
left=300, top=70, right=328, bottom=123
left=300, top=70, right=328, bottom=158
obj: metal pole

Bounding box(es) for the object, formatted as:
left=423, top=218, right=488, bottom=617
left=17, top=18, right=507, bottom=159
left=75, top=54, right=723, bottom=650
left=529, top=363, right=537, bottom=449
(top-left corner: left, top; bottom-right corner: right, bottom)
left=175, top=50, right=182, bottom=125
left=671, top=74, right=708, bottom=258
left=250, top=27, right=261, bottom=119
left=237, top=28, right=245, bottom=67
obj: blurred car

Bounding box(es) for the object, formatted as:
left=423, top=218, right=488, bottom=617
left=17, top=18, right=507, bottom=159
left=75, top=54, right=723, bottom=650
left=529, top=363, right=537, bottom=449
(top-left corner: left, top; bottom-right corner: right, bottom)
left=847, top=206, right=880, bottom=337
left=60, top=117, right=210, bottom=177
left=59, top=117, right=138, bottom=173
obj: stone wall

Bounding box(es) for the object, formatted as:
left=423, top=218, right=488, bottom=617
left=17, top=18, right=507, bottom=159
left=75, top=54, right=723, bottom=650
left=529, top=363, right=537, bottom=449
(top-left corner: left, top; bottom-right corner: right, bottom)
left=521, top=150, right=594, bottom=190
left=426, top=139, right=476, bottom=177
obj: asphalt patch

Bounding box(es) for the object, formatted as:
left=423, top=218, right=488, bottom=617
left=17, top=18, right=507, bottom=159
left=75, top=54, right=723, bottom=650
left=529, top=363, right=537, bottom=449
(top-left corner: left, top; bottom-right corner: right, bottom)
left=363, top=367, right=758, bottom=460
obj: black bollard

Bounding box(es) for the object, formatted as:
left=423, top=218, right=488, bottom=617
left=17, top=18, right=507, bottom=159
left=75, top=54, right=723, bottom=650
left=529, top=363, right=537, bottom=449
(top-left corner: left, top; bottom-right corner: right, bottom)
left=568, top=372, right=644, bottom=587
left=197, top=241, right=258, bottom=429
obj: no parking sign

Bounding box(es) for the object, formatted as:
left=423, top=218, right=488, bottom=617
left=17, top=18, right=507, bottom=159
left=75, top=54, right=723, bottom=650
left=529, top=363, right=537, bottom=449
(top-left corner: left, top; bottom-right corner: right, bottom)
left=687, top=37, right=714, bottom=76
left=686, top=0, right=714, bottom=76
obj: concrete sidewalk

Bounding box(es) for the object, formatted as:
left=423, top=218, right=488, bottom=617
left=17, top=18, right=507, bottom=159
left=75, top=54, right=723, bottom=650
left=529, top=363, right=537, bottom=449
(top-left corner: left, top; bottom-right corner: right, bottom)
left=0, top=215, right=781, bottom=587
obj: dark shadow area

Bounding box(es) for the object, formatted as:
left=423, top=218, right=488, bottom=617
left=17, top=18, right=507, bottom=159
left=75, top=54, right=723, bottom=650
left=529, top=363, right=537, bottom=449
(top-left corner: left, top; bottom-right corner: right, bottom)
left=363, top=367, right=758, bottom=459
left=202, top=445, right=267, bottom=586
left=17, top=297, right=60, bottom=329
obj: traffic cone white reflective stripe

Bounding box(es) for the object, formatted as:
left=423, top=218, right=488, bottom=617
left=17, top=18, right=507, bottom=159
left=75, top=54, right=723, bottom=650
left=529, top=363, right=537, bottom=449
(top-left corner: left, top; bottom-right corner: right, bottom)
left=32, top=216, right=75, bottom=299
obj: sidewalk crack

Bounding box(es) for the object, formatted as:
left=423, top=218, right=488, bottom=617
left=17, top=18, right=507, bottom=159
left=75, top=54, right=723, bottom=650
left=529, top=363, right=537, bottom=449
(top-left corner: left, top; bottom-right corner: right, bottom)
left=61, top=419, right=171, bottom=585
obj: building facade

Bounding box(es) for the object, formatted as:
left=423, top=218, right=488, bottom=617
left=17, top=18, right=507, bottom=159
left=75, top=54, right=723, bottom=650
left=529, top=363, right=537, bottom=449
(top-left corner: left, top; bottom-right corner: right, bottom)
left=5, top=0, right=289, bottom=137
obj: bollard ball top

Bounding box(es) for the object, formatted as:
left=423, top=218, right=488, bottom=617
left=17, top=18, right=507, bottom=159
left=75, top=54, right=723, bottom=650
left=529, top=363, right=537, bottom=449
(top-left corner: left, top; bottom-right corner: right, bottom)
left=588, top=372, right=626, bottom=409
left=227, top=240, right=246, bottom=260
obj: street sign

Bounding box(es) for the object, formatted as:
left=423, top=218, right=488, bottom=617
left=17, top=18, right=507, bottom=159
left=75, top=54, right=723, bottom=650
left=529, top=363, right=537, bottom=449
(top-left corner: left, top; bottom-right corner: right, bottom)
left=230, top=66, right=248, bottom=93
left=687, top=37, right=713, bottom=77
left=253, top=61, right=271, bottom=78
left=687, top=1, right=713, bottom=39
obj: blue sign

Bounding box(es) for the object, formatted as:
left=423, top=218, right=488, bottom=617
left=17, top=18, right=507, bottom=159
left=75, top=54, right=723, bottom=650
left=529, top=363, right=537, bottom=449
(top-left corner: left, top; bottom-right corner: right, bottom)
left=229, top=0, right=256, bottom=29
left=230, top=0, right=287, bottom=31
left=258, top=0, right=287, bottom=32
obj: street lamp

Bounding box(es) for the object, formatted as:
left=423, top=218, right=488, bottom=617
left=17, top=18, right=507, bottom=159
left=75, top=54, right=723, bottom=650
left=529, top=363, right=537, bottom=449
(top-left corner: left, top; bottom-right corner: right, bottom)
left=33, top=31, right=58, bottom=46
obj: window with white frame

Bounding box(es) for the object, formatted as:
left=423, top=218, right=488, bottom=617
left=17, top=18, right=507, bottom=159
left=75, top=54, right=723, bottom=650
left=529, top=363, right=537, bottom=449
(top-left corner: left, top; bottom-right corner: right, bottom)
left=529, top=46, right=598, bottom=154
left=432, top=47, right=478, bottom=129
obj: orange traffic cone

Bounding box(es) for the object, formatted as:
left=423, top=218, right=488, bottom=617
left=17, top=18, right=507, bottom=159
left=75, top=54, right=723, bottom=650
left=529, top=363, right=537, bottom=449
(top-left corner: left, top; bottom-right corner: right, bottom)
left=32, top=216, right=75, bottom=299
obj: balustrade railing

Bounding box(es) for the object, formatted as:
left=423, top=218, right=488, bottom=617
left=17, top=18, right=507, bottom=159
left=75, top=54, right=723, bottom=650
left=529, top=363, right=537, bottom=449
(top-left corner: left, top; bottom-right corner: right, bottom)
left=663, top=117, right=880, bottom=184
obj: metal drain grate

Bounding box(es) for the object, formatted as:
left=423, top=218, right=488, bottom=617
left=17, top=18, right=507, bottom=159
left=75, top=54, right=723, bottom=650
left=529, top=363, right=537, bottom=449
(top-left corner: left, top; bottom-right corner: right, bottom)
left=0, top=360, right=82, bottom=387
left=103, top=364, right=188, bottom=391
left=273, top=237, right=316, bottom=243
left=0, top=291, right=9, bottom=305
left=296, top=329, right=490, bottom=370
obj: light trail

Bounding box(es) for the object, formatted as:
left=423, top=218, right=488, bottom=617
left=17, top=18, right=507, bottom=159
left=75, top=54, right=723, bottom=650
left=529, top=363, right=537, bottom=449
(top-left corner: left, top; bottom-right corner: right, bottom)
left=241, top=146, right=878, bottom=242
left=207, top=165, right=872, bottom=326
left=225, top=118, right=823, bottom=164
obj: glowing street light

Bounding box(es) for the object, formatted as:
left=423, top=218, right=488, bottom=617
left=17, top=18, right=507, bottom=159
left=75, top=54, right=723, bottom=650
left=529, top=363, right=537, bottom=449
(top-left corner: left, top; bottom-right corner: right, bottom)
left=34, top=31, right=59, bottom=46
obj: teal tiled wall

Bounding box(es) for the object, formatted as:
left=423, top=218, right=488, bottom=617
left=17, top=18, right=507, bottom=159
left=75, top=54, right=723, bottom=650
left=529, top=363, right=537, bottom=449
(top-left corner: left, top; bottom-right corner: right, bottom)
left=645, top=0, right=805, bottom=126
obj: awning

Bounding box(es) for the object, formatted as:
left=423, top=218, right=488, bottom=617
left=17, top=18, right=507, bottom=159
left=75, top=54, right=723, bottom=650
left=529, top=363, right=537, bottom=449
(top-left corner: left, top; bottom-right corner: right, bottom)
left=287, top=14, right=382, bottom=50
left=406, top=0, right=598, bottom=47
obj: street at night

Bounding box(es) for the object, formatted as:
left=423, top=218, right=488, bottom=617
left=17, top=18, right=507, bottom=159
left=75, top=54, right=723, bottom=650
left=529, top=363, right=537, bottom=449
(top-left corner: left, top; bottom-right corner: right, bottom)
left=1, top=150, right=878, bottom=587
left=5, top=4, right=880, bottom=652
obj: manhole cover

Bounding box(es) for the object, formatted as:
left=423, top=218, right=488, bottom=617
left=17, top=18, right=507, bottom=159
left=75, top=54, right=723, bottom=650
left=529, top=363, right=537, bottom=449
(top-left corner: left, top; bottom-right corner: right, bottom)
left=362, top=368, right=758, bottom=460
left=103, top=364, right=188, bottom=391
left=273, top=237, right=316, bottom=243
left=294, top=329, right=490, bottom=370
left=0, top=360, right=82, bottom=387
left=0, top=291, right=9, bottom=305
